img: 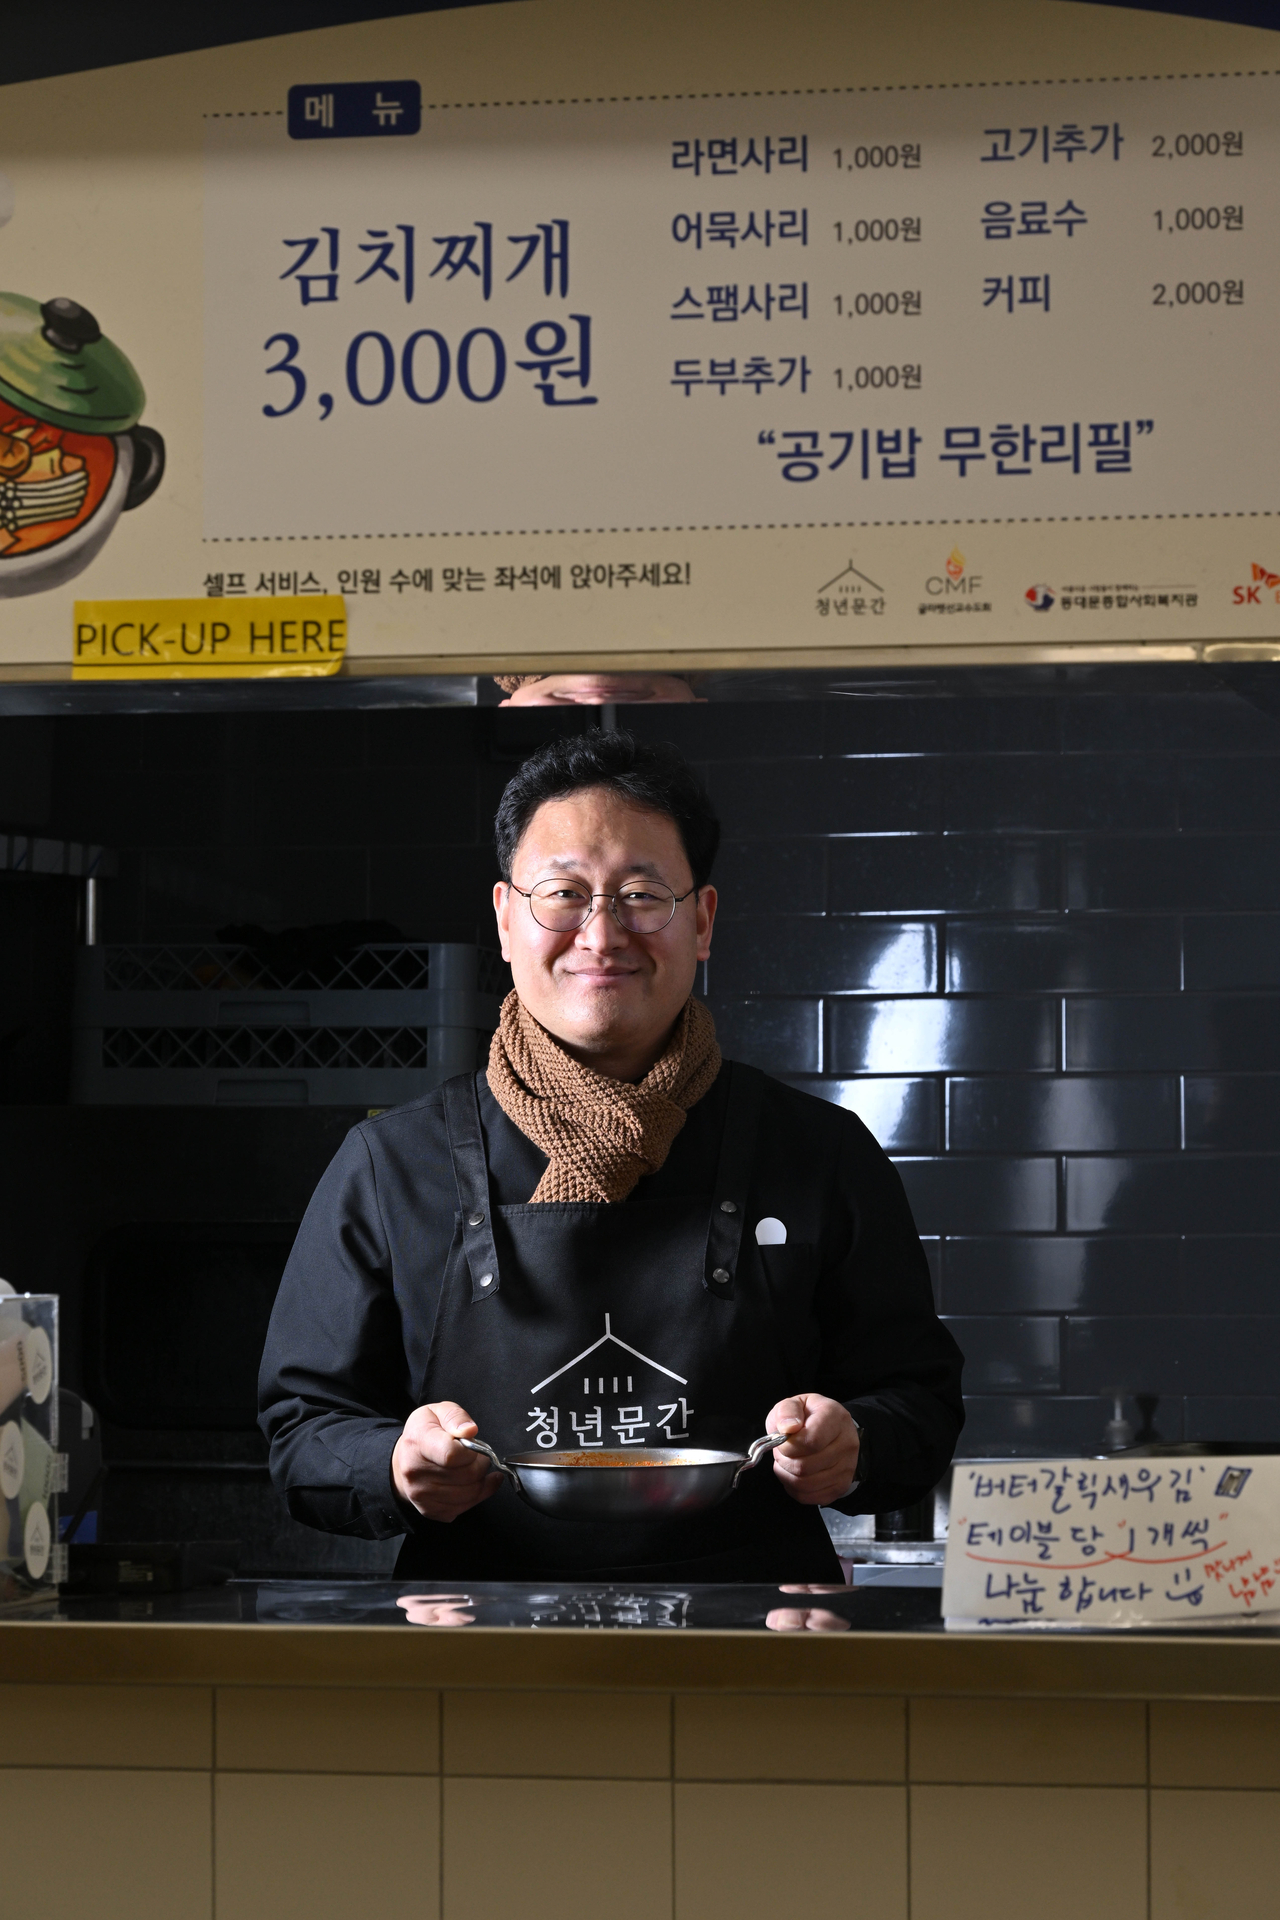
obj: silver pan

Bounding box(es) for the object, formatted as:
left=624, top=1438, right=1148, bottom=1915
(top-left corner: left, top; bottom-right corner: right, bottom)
left=456, top=1432, right=788, bottom=1522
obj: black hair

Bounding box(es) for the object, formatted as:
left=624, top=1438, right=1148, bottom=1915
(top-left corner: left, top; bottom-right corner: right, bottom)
left=494, top=730, right=720, bottom=887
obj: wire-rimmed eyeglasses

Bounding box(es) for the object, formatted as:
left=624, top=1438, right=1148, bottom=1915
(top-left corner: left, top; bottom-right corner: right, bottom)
left=509, top=878, right=697, bottom=934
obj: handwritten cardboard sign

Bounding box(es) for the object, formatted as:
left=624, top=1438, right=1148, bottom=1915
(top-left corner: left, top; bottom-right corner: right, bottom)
left=943, top=1458, right=1280, bottom=1628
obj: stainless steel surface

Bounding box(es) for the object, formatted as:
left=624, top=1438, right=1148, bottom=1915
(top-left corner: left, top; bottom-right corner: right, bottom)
left=456, top=1432, right=787, bottom=1522
left=841, top=1539, right=946, bottom=1566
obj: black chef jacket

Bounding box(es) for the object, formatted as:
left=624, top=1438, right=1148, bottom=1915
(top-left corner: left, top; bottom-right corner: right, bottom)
left=259, top=1063, right=963, bottom=1564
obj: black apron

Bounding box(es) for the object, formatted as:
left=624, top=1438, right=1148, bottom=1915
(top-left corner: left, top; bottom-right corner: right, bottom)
left=393, top=1063, right=843, bottom=1583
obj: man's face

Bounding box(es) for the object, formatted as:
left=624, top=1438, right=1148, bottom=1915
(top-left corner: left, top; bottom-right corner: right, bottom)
left=500, top=674, right=700, bottom=705
left=494, top=786, right=716, bottom=1074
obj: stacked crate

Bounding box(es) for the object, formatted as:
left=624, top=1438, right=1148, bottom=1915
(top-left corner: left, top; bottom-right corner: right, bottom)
left=72, top=941, right=506, bottom=1106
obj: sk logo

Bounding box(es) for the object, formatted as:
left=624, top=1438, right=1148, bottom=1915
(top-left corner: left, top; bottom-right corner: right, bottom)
left=1232, top=563, right=1280, bottom=605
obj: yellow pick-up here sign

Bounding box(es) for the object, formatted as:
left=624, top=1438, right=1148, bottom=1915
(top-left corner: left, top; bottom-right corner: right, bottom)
left=73, top=598, right=347, bottom=679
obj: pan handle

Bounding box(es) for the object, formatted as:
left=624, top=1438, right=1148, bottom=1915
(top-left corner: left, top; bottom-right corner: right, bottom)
left=454, top=1433, right=522, bottom=1489
left=732, top=1431, right=789, bottom=1491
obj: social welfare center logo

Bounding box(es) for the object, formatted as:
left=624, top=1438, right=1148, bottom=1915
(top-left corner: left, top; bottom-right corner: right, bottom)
left=1025, top=584, right=1056, bottom=611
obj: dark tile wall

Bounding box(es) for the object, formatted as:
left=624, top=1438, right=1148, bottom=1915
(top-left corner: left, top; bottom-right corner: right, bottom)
left=624, top=685, right=1280, bottom=1458
left=4, top=683, right=1280, bottom=1460
left=0, top=708, right=534, bottom=948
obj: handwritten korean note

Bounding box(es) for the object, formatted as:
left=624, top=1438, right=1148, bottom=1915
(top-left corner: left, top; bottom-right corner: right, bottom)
left=943, top=1458, right=1280, bottom=1627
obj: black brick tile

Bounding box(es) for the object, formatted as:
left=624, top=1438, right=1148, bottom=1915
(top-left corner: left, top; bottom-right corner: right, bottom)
left=941, top=1315, right=1060, bottom=1392
left=134, top=714, right=229, bottom=775
left=224, top=711, right=367, bottom=774
left=823, top=696, right=1059, bottom=756
left=704, top=757, right=824, bottom=837
left=482, top=707, right=599, bottom=767
left=50, top=718, right=143, bottom=825
left=369, top=844, right=500, bottom=944
left=955, top=1396, right=1131, bottom=1457
left=1066, top=997, right=1280, bottom=1072
left=1183, top=916, right=1280, bottom=990
left=0, top=718, right=53, bottom=829
left=713, top=840, right=825, bottom=916
left=1066, top=836, right=1280, bottom=911
left=141, top=845, right=370, bottom=941
left=894, top=1157, right=1058, bottom=1233
left=1178, top=755, right=1280, bottom=831
left=942, top=1237, right=1177, bottom=1315
left=921, top=1236, right=942, bottom=1307
left=703, top=997, right=821, bottom=1073
left=831, top=836, right=1057, bottom=913
left=1184, top=1397, right=1280, bottom=1442
left=100, top=854, right=146, bottom=945
left=627, top=702, right=824, bottom=763
left=364, top=707, right=482, bottom=769
left=1065, top=1315, right=1280, bottom=1396
left=944, top=755, right=1176, bottom=833
left=1184, top=1076, right=1280, bottom=1151
left=947, top=918, right=1179, bottom=993
left=710, top=753, right=944, bottom=837
left=1067, top=1156, right=1280, bottom=1233
left=709, top=918, right=936, bottom=996
left=225, top=762, right=481, bottom=851
left=1181, top=1238, right=1280, bottom=1314
left=1060, top=692, right=1280, bottom=751
left=822, top=757, right=942, bottom=834
left=830, top=998, right=1056, bottom=1074
left=50, top=765, right=204, bottom=853
left=95, top=771, right=225, bottom=851
left=778, top=1077, right=940, bottom=1152
left=948, top=1076, right=1178, bottom=1152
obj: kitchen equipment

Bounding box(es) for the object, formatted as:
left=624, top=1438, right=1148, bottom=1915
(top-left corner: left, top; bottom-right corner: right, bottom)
left=0, top=294, right=164, bottom=598
left=72, top=939, right=505, bottom=1105
left=455, top=1431, right=788, bottom=1522
left=63, top=1540, right=241, bottom=1596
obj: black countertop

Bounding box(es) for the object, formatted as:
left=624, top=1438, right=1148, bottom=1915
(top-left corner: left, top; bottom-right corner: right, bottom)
left=41, top=1579, right=943, bottom=1632
left=28, top=1578, right=1280, bottom=1635
left=9, top=1580, right=1280, bottom=1699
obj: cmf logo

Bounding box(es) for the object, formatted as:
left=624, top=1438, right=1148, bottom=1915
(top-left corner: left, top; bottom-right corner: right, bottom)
left=1025, top=584, right=1055, bottom=611
left=925, top=547, right=982, bottom=595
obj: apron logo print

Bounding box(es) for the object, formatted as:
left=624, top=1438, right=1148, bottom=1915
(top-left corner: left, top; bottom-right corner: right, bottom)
left=526, top=1313, right=694, bottom=1451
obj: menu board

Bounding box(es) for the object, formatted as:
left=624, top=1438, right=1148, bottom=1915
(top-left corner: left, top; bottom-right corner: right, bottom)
left=944, top=1456, right=1280, bottom=1628
left=205, top=77, right=1277, bottom=544
left=0, top=0, right=1278, bottom=675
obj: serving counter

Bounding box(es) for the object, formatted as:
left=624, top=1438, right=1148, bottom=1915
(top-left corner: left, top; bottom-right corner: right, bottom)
left=2, top=1581, right=1278, bottom=1920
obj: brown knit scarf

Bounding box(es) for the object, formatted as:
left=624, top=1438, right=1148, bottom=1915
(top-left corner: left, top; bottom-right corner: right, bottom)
left=485, top=990, right=721, bottom=1202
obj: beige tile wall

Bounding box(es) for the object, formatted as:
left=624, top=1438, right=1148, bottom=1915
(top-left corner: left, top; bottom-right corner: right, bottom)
left=3, top=1683, right=1280, bottom=1919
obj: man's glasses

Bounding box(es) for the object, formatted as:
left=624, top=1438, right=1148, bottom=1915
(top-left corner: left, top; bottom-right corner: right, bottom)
left=510, top=879, right=697, bottom=934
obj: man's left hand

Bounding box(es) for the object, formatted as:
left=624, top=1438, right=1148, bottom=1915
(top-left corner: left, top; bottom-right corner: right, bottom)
left=765, top=1394, right=859, bottom=1505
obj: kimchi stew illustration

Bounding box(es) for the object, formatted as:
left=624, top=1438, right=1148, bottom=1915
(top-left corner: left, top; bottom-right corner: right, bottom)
left=0, top=294, right=164, bottom=597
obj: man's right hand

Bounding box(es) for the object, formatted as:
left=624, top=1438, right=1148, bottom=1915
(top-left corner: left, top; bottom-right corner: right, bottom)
left=391, top=1402, right=503, bottom=1522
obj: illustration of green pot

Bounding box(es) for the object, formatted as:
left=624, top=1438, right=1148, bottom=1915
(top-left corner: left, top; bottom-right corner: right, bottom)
left=0, top=294, right=164, bottom=598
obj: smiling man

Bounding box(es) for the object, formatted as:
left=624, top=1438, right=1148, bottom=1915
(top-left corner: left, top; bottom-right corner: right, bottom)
left=260, top=732, right=963, bottom=1582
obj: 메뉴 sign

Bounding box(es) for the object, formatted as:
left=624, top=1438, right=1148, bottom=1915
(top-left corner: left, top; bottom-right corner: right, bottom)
left=72, top=597, right=347, bottom=678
